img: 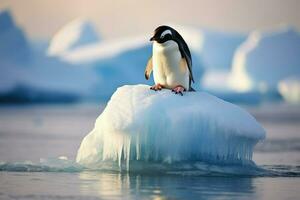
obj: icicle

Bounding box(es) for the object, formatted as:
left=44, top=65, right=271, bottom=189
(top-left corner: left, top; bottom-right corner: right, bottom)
left=136, top=133, right=140, bottom=160
left=125, top=137, right=131, bottom=171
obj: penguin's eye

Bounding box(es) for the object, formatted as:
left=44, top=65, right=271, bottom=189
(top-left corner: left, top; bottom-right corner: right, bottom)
left=160, top=30, right=172, bottom=39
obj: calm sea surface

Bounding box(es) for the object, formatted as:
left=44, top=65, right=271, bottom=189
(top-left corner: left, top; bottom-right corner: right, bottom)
left=0, top=103, right=299, bottom=200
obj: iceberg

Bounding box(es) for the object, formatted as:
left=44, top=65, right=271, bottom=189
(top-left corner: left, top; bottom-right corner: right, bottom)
left=76, top=85, right=265, bottom=170
left=201, top=70, right=232, bottom=91
left=0, top=49, right=98, bottom=103
left=229, top=27, right=300, bottom=93
left=201, top=27, right=300, bottom=103
left=0, top=10, right=31, bottom=63
left=62, top=35, right=149, bottom=64
left=0, top=10, right=99, bottom=103
left=61, top=24, right=203, bottom=64
left=0, top=61, right=97, bottom=103
left=199, top=29, right=246, bottom=70
left=201, top=70, right=262, bottom=104
left=47, top=18, right=100, bottom=56
left=278, top=76, right=300, bottom=104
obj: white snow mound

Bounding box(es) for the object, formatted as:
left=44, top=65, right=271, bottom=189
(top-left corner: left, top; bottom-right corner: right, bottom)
left=76, top=85, right=265, bottom=168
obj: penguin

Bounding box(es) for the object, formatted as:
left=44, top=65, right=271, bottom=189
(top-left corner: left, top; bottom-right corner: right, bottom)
left=145, top=25, right=194, bottom=96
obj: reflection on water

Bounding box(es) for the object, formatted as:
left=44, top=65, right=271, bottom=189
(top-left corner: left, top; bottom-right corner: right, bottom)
left=1, top=171, right=299, bottom=199
left=79, top=172, right=131, bottom=199
left=79, top=172, right=256, bottom=200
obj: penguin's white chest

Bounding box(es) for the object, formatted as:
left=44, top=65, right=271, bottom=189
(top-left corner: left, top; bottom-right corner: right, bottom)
left=152, top=41, right=189, bottom=89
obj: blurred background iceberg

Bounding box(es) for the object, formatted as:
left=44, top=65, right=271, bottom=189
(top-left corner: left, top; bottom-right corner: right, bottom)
left=0, top=0, right=300, bottom=105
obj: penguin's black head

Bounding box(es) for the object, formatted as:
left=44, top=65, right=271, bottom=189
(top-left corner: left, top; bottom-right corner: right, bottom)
left=150, top=25, right=176, bottom=44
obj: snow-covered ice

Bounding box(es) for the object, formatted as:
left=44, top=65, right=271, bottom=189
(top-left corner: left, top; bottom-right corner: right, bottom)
left=76, top=85, right=265, bottom=169
left=278, top=76, right=300, bottom=104
left=229, top=27, right=300, bottom=93
left=47, top=18, right=100, bottom=56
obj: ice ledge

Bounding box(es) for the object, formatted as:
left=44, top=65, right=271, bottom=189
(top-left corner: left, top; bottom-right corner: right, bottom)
left=76, top=85, right=265, bottom=167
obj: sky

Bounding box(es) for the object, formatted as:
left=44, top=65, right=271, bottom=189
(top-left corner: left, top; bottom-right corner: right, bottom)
left=0, top=0, right=299, bottom=40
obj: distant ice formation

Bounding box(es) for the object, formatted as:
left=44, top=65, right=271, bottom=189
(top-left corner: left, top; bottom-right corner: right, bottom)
left=0, top=11, right=99, bottom=103
left=47, top=18, right=100, bottom=56
left=278, top=76, right=300, bottom=104
left=200, top=70, right=262, bottom=104
left=229, top=27, right=300, bottom=93
left=0, top=56, right=98, bottom=103
left=199, top=29, right=246, bottom=70
left=201, top=27, right=300, bottom=103
left=5, top=10, right=300, bottom=104
left=201, top=70, right=232, bottom=91
left=76, top=85, right=265, bottom=170
left=0, top=10, right=31, bottom=63
left=62, top=35, right=149, bottom=63
left=61, top=24, right=204, bottom=65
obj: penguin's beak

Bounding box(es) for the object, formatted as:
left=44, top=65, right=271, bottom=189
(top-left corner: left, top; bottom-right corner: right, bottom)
left=149, top=36, right=155, bottom=41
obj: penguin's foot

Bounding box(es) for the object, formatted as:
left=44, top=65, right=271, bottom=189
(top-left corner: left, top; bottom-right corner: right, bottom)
left=172, top=85, right=186, bottom=96
left=150, top=84, right=164, bottom=91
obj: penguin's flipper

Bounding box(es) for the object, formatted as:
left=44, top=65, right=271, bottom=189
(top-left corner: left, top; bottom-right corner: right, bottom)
left=145, top=57, right=153, bottom=80
left=180, top=58, right=195, bottom=90
left=177, top=34, right=194, bottom=84
left=182, top=52, right=194, bottom=84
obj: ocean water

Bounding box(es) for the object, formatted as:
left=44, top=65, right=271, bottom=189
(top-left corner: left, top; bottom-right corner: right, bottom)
left=0, top=103, right=300, bottom=200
